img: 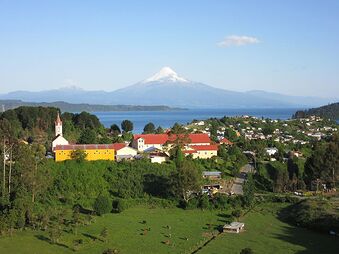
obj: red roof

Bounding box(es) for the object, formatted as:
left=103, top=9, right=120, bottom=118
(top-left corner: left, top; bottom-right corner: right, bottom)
left=133, top=134, right=169, bottom=144
left=187, top=134, right=211, bottom=144
left=55, top=144, right=115, bottom=150
left=220, top=138, right=233, bottom=145
left=112, top=143, right=127, bottom=151
left=133, top=133, right=211, bottom=145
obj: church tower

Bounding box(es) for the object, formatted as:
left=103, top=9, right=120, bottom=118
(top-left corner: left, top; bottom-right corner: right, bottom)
left=55, top=112, right=63, bottom=137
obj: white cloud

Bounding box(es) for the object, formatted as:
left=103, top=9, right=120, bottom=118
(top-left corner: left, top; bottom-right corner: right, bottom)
left=217, top=35, right=260, bottom=47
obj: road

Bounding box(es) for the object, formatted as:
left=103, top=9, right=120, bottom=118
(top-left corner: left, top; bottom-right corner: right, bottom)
left=231, top=164, right=254, bottom=195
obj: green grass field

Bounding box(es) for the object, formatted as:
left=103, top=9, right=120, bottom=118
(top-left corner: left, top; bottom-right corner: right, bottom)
left=0, top=203, right=337, bottom=254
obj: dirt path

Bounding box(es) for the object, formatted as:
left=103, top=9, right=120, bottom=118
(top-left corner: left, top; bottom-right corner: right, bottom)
left=231, top=164, right=254, bottom=195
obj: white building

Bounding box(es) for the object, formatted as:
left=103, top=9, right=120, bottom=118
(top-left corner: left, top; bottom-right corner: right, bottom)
left=265, top=147, right=278, bottom=156
left=112, top=143, right=138, bottom=161
left=52, top=113, right=69, bottom=151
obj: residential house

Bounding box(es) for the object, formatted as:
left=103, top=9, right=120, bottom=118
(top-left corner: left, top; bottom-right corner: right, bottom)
left=132, top=133, right=217, bottom=159
left=131, top=133, right=212, bottom=152
left=219, top=137, right=233, bottom=145
left=265, top=147, right=278, bottom=156
left=112, top=143, right=138, bottom=161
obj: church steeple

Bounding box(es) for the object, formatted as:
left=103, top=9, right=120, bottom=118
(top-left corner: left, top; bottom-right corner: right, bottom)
left=55, top=112, right=63, bottom=136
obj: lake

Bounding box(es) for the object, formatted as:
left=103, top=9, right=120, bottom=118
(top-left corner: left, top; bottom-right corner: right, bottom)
left=94, top=108, right=300, bottom=134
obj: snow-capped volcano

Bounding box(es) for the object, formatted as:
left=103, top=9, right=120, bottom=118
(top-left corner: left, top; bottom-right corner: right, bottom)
left=0, top=66, right=333, bottom=108
left=142, top=67, right=189, bottom=83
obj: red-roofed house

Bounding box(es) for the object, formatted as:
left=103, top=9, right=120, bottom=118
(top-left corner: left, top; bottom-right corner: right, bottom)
left=183, top=144, right=218, bottom=159
left=112, top=143, right=138, bottom=161
left=132, top=134, right=169, bottom=151
left=131, top=133, right=217, bottom=159
left=132, top=133, right=212, bottom=152
left=219, top=138, right=233, bottom=145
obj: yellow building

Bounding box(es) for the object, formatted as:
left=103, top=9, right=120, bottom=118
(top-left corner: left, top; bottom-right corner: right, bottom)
left=55, top=144, right=115, bottom=162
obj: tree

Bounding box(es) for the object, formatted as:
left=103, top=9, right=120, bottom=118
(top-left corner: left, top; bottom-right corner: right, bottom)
left=155, top=126, right=164, bottom=134
left=143, top=122, right=155, bottom=134
left=121, top=120, right=133, bottom=133
left=224, top=128, right=238, bottom=142
left=110, top=124, right=121, bottom=135
left=170, top=161, right=201, bottom=203
left=262, top=125, right=275, bottom=135
left=71, top=149, right=87, bottom=162
left=198, top=194, right=210, bottom=210
left=93, top=195, right=112, bottom=216
left=13, top=144, right=51, bottom=204
left=73, top=111, right=101, bottom=129
left=170, top=123, right=186, bottom=134
left=79, top=128, right=97, bottom=144
left=242, top=174, right=255, bottom=207
left=72, top=206, right=81, bottom=234
left=304, top=134, right=339, bottom=189
left=173, top=146, right=184, bottom=168
left=217, top=145, right=228, bottom=159
left=48, top=225, right=62, bottom=244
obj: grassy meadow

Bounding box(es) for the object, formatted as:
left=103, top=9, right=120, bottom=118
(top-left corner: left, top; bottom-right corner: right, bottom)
left=0, top=203, right=337, bottom=254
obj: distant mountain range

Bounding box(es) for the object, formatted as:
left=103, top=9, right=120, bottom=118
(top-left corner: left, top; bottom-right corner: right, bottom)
left=0, top=100, right=182, bottom=113
left=0, top=67, right=336, bottom=108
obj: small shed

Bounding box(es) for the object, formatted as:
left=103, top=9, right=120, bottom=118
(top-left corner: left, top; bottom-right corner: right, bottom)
left=223, top=222, right=245, bottom=233
left=202, top=171, right=222, bottom=179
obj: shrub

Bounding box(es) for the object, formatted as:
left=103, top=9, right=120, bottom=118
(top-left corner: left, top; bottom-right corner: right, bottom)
left=212, top=193, right=229, bottom=209
left=240, top=248, right=254, bottom=254
left=113, top=199, right=124, bottom=213
left=184, top=198, right=199, bottom=209
left=93, top=195, right=112, bottom=216
left=102, top=248, right=119, bottom=254
left=198, top=195, right=211, bottom=210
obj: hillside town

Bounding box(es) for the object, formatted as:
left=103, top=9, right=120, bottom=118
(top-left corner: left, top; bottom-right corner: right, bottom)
left=52, top=112, right=338, bottom=167
left=53, top=113, right=220, bottom=163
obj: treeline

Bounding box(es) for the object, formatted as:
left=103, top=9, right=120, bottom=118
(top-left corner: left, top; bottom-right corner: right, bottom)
left=0, top=106, right=114, bottom=149
left=0, top=106, right=171, bottom=150
left=293, top=102, right=339, bottom=120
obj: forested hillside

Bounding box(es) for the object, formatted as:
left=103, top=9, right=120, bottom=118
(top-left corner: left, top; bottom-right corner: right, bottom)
left=293, top=102, right=339, bottom=120
left=0, top=99, right=181, bottom=112
left=0, top=106, right=107, bottom=149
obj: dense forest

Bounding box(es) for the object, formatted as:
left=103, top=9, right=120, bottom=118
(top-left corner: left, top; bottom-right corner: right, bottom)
left=293, top=102, right=339, bottom=120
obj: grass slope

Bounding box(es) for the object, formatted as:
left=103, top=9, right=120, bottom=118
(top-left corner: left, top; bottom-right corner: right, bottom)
left=199, top=203, right=338, bottom=254
left=0, top=204, right=337, bottom=254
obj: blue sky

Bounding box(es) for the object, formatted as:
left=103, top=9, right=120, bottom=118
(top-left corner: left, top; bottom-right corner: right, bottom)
left=0, top=0, right=338, bottom=97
